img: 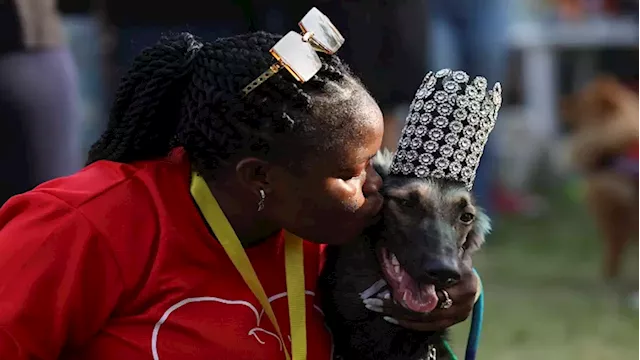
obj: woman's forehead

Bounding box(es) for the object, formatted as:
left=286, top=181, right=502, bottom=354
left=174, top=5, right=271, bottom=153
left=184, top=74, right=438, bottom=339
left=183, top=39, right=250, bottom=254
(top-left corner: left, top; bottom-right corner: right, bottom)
left=323, top=118, right=383, bottom=170
left=292, top=93, right=383, bottom=173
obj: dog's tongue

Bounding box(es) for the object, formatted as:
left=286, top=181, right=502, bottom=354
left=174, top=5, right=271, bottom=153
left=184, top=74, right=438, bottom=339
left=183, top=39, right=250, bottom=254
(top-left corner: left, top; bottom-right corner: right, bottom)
left=380, top=249, right=440, bottom=313
left=394, top=274, right=439, bottom=313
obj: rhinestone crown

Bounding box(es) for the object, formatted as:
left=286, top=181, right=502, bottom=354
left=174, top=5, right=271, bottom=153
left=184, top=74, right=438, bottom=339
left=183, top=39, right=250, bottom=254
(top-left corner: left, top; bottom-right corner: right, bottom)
left=389, top=68, right=502, bottom=190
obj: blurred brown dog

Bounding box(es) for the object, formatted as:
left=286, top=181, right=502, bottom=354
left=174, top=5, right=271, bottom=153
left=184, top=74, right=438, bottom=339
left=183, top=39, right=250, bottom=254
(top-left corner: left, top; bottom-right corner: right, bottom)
left=562, top=76, right=639, bottom=281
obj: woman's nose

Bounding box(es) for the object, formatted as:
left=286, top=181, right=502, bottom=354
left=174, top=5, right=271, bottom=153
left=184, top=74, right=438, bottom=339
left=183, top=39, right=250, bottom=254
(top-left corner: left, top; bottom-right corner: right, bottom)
left=363, top=166, right=383, bottom=196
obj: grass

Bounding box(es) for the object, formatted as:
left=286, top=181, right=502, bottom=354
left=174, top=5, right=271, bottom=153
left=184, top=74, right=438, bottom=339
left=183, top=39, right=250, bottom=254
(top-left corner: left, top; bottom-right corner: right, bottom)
left=448, top=188, right=639, bottom=360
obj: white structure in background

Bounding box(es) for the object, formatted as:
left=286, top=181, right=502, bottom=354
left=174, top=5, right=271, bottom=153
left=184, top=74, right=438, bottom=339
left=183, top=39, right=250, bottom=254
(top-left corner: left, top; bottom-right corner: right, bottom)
left=504, top=1, right=638, bottom=189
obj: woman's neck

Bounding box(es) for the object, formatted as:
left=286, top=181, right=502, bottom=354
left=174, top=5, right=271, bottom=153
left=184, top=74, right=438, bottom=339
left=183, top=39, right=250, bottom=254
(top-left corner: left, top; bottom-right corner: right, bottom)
left=207, top=181, right=280, bottom=248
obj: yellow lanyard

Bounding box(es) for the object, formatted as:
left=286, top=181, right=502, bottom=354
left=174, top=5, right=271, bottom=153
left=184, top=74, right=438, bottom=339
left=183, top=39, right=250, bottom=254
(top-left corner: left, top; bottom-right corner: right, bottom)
left=190, top=172, right=307, bottom=360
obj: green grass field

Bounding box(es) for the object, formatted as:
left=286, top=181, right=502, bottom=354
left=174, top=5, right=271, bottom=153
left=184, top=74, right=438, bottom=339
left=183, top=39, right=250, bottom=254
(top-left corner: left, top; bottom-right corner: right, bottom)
left=449, top=190, right=639, bottom=360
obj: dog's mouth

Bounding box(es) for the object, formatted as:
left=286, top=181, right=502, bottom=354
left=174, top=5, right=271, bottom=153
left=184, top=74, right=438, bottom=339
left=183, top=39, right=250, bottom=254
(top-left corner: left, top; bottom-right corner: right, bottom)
left=378, top=247, right=439, bottom=313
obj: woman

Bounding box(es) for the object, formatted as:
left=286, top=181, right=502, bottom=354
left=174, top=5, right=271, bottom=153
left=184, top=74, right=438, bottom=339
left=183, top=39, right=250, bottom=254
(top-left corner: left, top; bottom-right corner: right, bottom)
left=0, top=0, right=82, bottom=204
left=0, top=31, right=478, bottom=359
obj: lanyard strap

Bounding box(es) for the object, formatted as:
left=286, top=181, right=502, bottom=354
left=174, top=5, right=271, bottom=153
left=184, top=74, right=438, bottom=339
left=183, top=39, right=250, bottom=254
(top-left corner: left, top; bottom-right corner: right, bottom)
left=190, top=173, right=307, bottom=360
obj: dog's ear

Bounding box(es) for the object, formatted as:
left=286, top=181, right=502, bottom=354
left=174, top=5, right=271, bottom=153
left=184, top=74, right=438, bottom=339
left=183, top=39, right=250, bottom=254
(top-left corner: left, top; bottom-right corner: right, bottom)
left=466, top=207, right=491, bottom=251
left=371, top=149, right=394, bottom=179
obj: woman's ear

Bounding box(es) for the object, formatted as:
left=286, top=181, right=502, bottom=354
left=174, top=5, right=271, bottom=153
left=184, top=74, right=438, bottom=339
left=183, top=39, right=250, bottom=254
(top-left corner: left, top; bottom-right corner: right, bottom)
left=235, top=157, right=272, bottom=195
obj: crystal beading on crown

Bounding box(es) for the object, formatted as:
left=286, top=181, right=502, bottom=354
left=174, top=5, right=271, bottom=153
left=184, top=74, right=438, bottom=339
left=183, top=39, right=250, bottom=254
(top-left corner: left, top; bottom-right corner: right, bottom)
left=389, top=68, right=502, bottom=190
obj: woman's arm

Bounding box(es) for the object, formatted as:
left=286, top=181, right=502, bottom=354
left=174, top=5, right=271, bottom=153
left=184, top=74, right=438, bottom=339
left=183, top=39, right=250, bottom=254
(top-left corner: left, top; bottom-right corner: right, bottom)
left=0, top=192, right=125, bottom=359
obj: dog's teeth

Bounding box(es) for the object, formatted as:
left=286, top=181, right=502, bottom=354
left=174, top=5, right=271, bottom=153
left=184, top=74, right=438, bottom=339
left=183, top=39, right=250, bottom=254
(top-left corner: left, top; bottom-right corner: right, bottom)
left=393, top=264, right=401, bottom=274
left=390, top=253, right=400, bottom=266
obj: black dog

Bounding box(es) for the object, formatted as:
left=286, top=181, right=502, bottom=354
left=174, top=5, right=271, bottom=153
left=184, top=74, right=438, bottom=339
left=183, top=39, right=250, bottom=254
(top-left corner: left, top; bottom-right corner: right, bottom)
left=319, top=150, right=490, bottom=360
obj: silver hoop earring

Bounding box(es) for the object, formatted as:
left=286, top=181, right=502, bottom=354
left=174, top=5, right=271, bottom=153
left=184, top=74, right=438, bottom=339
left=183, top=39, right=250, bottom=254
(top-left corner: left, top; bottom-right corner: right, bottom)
left=257, top=189, right=266, bottom=212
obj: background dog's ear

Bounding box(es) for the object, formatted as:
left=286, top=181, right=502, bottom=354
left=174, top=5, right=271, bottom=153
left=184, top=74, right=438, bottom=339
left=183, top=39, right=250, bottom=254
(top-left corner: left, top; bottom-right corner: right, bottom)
left=560, top=94, right=579, bottom=128
left=567, top=75, right=625, bottom=125
left=371, top=149, right=394, bottom=179
left=590, top=76, right=623, bottom=120
left=466, top=208, right=491, bottom=251
left=592, top=75, right=622, bottom=92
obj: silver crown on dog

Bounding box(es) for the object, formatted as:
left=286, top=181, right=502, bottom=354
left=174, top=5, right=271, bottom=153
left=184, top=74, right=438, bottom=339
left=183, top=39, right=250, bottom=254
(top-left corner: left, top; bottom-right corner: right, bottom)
left=389, top=68, right=502, bottom=190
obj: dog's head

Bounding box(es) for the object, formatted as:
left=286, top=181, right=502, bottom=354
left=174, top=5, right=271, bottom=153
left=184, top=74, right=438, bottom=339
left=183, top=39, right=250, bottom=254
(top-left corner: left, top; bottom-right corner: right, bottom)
left=368, top=149, right=490, bottom=313
left=561, top=76, right=635, bottom=133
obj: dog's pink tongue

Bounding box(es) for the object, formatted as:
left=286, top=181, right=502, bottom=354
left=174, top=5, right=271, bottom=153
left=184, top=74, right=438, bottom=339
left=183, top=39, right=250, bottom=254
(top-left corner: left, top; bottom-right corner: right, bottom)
left=394, top=276, right=439, bottom=313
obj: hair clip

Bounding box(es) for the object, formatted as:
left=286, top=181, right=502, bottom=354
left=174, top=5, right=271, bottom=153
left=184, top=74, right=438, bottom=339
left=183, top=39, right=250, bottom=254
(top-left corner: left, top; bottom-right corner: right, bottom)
left=241, top=7, right=345, bottom=96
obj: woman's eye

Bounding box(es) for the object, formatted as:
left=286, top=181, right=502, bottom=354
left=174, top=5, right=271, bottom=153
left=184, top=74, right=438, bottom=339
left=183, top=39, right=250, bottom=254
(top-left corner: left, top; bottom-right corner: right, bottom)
left=459, top=212, right=475, bottom=223
left=340, top=167, right=367, bottom=182
left=339, top=159, right=372, bottom=182
left=341, top=171, right=364, bottom=182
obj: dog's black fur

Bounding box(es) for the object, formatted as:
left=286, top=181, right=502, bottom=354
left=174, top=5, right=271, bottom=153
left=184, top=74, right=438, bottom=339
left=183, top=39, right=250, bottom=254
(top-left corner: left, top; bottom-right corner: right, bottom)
left=319, top=150, right=490, bottom=360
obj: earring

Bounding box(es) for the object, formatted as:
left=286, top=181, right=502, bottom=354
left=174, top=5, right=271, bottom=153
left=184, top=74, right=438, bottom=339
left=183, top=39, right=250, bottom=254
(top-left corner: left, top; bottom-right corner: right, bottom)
left=257, top=189, right=266, bottom=212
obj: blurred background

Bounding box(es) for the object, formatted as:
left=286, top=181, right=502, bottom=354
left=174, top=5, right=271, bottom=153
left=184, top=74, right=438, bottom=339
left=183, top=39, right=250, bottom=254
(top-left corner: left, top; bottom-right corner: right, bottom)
left=1, top=0, right=638, bottom=358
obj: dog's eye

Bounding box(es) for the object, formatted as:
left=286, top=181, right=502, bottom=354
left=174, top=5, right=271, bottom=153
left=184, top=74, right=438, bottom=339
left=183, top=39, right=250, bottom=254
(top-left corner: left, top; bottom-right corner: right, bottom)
left=459, top=212, right=475, bottom=224
left=397, top=199, right=409, bottom=207
left=394, top=197, right=416, bottom=208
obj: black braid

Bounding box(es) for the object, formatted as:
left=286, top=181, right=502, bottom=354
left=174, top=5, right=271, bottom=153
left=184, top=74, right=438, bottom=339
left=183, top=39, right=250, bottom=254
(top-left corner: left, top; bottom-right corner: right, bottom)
left=88, top=31, right=372, bottom=178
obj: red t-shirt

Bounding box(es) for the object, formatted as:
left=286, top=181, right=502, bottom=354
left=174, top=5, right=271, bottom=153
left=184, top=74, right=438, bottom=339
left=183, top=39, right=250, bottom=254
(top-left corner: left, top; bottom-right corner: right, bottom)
left=0, top=149, right=333, bottom=360
left=625, top=141, right=639, bottom=160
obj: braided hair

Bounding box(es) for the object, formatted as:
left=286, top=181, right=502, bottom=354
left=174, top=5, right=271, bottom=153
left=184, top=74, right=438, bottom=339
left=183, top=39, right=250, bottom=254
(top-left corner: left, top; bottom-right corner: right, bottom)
left=87, top=32, right=373, bottom=179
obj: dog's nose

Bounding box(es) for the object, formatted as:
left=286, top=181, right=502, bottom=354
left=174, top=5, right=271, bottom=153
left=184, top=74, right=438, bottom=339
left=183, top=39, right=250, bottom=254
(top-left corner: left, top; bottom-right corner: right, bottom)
left=423, top=258, right=461, bottom=286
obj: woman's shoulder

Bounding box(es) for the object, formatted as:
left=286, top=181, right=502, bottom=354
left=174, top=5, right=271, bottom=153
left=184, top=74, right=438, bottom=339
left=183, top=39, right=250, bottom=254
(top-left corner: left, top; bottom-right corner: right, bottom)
left=0, top=150, right=193, bottom=288
left=25, top=148, right=182, bottom=209
left=31, top=148, right=191, bottom=211
left=6, top=149, right=187, bottom=230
